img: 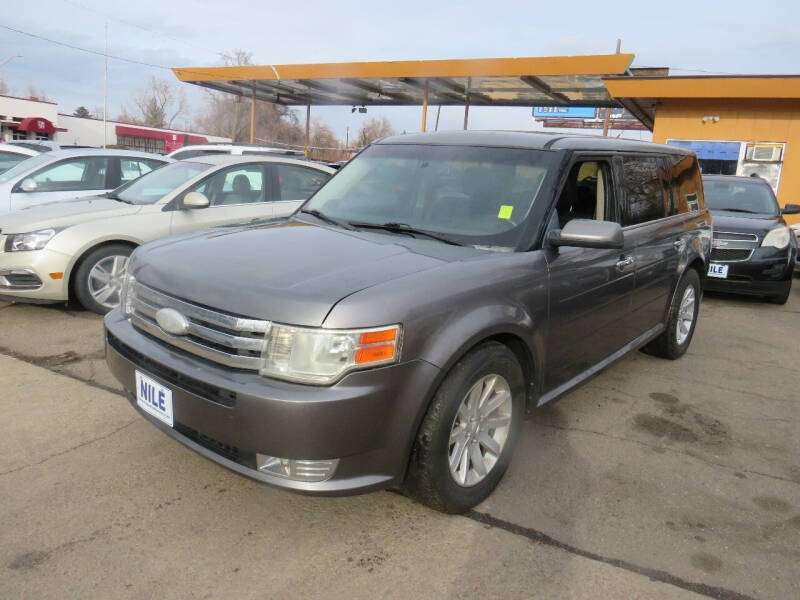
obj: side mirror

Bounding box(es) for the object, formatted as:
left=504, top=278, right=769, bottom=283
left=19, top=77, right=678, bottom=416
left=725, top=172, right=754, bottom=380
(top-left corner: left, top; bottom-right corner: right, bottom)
left=182, top=191, right=210, bottom=209
left=547, top=219, right=624, bottom=250
left=20, top=178, right=38, bottom=193
left=781, top=203, right=800, bottom=215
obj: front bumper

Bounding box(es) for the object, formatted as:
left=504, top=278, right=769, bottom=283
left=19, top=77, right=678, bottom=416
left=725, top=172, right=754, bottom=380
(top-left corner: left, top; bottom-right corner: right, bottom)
left=705, top=246, right=794, bottom=296
left=104, top=311, right=440, bottom=496
left=0, top=247, right=71, bottom=302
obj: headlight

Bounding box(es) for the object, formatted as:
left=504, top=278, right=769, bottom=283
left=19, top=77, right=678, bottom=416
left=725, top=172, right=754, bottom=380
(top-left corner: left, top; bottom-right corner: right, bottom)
left=761, top=226, right=791, bottom=249
left=259, top=323, right=402, bottom=384
left=4, top=229, right=57, bottom=252
left=119, top=274, right=136, bottom=318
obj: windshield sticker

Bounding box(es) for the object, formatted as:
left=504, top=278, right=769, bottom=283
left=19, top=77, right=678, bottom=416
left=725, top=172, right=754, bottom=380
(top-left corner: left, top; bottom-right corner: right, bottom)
left=498, top=205, right=514, bottom=219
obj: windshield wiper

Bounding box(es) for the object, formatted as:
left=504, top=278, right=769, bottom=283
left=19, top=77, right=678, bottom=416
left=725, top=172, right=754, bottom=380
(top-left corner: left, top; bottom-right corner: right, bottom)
left=299, top=208, right=354, bottom=229
left=105, top=191, right=133, bottom=204
left=717, top=208, right=760, bottom=214
left=349, top=221, right=463, bottom=246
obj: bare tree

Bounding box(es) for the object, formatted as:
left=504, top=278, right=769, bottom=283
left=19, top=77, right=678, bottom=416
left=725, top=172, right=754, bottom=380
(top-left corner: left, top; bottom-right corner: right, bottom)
left=356, top=116, right=396, bottom=147
left=26, top=86, right=51, bottom=102
left=194, top=50, right=308, bottom=146
left=0, top=77, right=8, bottom=95
left=309, top=120, right=342, bottom=161
left=122, top=76, right=187, bottom=129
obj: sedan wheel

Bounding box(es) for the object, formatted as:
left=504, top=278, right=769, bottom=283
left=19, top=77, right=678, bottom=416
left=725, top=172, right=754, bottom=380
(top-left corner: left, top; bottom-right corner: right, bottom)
left=87, top=255, right=129, bottom=310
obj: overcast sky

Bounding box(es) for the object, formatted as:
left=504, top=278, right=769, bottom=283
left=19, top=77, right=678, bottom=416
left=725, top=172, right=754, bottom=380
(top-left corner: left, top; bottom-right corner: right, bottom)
left=1, top=0, right=798, bottom=142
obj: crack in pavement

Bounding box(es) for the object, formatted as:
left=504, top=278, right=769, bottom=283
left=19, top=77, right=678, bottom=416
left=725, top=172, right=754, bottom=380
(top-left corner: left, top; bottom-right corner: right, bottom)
left=465, top=510, right=758, bottom=600
left=0, top=419, right=139, bottom=477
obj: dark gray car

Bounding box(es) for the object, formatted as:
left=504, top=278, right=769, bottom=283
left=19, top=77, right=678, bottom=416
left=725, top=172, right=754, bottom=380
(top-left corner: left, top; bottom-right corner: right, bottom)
left=104, top=131, right=711, bottom=513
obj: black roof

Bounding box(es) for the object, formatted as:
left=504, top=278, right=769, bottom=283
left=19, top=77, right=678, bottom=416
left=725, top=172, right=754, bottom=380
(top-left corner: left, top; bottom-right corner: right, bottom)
left=376, top=130, right=691, bottom=156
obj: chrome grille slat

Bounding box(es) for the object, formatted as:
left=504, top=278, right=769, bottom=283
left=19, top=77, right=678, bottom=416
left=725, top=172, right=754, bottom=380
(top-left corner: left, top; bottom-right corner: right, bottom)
left=131, top=282, right=269, bottom=370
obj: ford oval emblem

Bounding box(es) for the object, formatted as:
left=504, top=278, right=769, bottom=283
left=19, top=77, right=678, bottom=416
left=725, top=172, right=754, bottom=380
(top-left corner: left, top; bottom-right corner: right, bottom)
left=155, top=308, right=190, bottom=336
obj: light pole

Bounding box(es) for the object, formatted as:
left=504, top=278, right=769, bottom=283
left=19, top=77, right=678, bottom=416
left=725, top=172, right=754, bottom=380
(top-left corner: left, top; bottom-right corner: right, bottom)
left=0, top=55, right=23, bottom=69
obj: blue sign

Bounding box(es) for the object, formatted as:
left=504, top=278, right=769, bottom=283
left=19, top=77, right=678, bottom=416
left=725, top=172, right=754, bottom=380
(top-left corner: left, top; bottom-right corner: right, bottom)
left=534, top=106, right=597, bottom=119
left=667, top=140, right=741, bottom=161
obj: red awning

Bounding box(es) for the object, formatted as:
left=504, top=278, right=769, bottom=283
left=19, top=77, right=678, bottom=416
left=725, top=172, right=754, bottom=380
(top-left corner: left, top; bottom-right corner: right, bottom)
left=17, top=117, right=56, bottom=134
left=115, top=125, right=208, bottom=145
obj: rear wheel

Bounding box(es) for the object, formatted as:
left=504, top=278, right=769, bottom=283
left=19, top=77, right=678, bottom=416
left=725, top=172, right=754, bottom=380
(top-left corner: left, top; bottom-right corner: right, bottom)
left=74, top=244, right=133, bottom=314
left=642, top=268, right=701, bottom=360
left=404, top=342, right=525, bottom=513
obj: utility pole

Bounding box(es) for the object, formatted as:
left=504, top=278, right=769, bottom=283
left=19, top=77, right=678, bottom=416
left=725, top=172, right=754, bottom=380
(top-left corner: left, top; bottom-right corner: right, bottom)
left=103, top=21, right=108, bottom=148
left=602, top=38, right=622, bottom=137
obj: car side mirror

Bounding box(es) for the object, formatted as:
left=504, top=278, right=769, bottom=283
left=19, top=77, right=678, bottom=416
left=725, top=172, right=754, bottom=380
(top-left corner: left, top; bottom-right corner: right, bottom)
left=20, top=178, right=38, bottom=193
left=182, top=191, right=210, bottom=209
left=781, top=203, right=800, bottom=215
left=547, top=219, right=624, bottom=250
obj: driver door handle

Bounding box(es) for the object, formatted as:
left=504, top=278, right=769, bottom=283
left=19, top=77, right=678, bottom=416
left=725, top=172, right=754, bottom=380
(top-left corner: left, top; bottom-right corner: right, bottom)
left=616, top=256, right=635, bottom=271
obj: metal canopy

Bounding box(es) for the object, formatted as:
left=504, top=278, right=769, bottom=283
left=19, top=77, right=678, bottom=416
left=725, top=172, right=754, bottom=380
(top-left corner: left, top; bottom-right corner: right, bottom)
left=172, top=54, right=635, bottom=108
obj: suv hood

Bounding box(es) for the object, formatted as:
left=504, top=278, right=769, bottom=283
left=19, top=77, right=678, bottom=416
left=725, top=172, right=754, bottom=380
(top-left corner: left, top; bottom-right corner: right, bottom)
left=0, top=196, right=140, bottom=233
left=132, top=220, right=478, bottom=326
left=710, top=211, right=784, bottom=238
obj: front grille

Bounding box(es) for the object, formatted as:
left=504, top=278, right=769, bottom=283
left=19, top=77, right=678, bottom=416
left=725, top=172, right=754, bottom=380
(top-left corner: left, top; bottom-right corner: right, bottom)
left=108, top=331, right=237, bottom=407
left=174, top=422, right=244, bottom=464
left=710, top=248, right=753, bottom=262
left=711, top=230, right=759, bottom=262
left=130, top=282, right=269, bottom=371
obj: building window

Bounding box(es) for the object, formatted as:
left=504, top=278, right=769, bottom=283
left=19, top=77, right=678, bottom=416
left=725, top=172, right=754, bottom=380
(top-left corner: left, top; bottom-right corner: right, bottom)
left=117, top=135, right=165, bottom=154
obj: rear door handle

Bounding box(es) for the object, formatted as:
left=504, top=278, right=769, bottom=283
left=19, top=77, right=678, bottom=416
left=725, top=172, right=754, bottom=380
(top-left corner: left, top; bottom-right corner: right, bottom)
left=616, top=256, right=634, bottom=271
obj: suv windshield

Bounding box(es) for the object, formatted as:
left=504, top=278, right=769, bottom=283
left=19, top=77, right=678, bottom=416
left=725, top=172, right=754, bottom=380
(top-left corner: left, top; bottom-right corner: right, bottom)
left=703, top=178, right=779, bottom=216
left=302, top=144, right=555, bottom=247
left=114, top=161, right=210, bottom=205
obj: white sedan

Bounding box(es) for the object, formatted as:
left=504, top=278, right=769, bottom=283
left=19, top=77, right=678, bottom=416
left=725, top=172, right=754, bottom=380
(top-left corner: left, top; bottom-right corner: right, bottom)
left=0, top=148, right=168, bottom=214
left=0, top=155, right=333, bottom=313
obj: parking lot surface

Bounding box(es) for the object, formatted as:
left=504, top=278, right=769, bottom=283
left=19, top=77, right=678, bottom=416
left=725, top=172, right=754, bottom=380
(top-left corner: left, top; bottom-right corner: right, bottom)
left=1, top=287, right=799, bottom=599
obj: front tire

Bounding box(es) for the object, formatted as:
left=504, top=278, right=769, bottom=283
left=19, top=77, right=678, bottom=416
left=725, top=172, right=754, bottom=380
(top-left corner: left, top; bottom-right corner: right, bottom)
left=642, top=268, right=701, bottom=360
left=74, top=244, right=133, bottom=315
left=766, top=283, right=791, bottom=305
left=404, top=341, right=525, bottom=513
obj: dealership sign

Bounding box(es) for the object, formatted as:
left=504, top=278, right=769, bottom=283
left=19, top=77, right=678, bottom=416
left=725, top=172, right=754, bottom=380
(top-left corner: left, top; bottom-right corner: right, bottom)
left=533, top=106, right=596, bottom=119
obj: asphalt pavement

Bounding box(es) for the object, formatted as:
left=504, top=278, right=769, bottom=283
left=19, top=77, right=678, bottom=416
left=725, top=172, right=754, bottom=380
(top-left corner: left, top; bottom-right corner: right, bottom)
left=1, top=285, right=798, bottom=599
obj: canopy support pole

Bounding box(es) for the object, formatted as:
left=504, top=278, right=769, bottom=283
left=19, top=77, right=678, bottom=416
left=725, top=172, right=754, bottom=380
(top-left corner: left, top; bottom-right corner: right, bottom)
left=421, top=80, right=429, bottom=132
left=249, top=83, right=256, bottom=144
left=305, top=99, right=311, bottom=157
left=463, top=77, right=471, bottom=130
left=434, top=104, right=441, bottom=131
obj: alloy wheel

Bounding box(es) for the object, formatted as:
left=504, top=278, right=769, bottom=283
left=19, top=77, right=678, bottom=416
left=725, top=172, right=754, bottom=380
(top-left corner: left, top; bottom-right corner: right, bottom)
left=87, top=255, right=129, bottom=310
left=676, top=285, right=696, bottom=345
left=448, top=374, right=513, bottom=487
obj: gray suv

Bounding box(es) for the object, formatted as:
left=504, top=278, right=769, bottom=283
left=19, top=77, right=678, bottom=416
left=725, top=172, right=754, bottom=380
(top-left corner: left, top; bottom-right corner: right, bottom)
left=105, top=131, right=711, bottom=513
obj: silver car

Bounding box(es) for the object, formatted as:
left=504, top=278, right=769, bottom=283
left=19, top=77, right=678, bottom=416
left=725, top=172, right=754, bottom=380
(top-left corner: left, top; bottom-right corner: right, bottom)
left=0, top=149, right=169, bottom=214
left=0, top=155, right=333, bottom=313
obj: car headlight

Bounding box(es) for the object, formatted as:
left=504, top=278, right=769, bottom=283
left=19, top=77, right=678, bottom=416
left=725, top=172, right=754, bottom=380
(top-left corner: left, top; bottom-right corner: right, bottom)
left=761, top=226, right=791, bottom=249
left=259, top=323, right=402, bottom=384
left=4, top=228, right=57, bottom=252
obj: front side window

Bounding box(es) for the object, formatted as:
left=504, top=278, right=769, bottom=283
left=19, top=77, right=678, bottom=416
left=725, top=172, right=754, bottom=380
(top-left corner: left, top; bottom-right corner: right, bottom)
left=115, top=161, right=210, bottom=205
left=552, top=160, right=612, bottom=228
left=0, top=153, right=52, bottom=184
left=619, top=156, right=669, bottom=226
left=191, top=165, right=265, bottom=206
left=31, top=157, right=110, bottom=192
left=303, top=144, right=556, bottom=247
left=703, top=178, right=779, bottom=216
left=275, top=164, right=330, bottom=200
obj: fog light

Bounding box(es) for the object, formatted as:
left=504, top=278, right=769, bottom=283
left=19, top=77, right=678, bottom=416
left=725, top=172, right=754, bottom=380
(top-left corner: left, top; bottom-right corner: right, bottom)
left=256, top=454, right=339, bottom=482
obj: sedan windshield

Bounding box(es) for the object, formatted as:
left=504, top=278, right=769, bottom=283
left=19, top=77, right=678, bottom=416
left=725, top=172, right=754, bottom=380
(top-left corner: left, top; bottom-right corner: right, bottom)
left=0, top=151, right=29, bottom=174
left=703, top=178, right=779, bottom=216
left=114, top=161, right=210, bottom=205
left=0, top=153, right=53, bottom=184
left=302, top=144, right=555, bottom=247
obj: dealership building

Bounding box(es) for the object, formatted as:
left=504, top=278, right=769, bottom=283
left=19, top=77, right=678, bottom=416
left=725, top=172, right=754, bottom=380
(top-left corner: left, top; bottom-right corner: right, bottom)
left=0, top=94, right=229, bottom=153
